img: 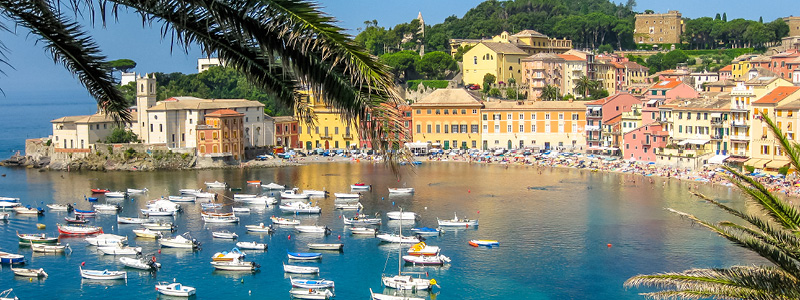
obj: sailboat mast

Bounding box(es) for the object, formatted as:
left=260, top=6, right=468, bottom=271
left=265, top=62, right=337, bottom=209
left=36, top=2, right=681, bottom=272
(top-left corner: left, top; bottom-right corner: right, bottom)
left=398, top=207, right=402, bottom=275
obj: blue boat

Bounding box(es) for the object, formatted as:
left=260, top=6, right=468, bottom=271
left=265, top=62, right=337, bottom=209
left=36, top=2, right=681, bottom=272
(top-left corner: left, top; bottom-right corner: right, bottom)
left=74, top=209, right=97, bottom=216
left=287, top=251, right=322, bottom=260
left=87, top=197, right=98, bottom=202
left=0, top=252, right=25, bottom=264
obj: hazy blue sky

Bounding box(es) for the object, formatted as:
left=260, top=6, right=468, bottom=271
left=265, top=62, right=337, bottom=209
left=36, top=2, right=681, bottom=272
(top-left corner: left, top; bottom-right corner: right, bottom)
left=0, top=0, right=794, bottom=99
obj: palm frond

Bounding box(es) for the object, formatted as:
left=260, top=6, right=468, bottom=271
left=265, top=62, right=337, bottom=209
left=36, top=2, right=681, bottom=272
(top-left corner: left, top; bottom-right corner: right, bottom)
left=762, top=113, right=800, bottom=174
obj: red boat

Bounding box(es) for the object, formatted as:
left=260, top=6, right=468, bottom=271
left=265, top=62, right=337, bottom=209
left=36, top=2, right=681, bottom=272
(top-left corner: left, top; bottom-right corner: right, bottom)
left=65, top=216, right=89, bottom=224
left=57, top=223, right=103, bottom=235
left=91, top=189, right=110, bottom=194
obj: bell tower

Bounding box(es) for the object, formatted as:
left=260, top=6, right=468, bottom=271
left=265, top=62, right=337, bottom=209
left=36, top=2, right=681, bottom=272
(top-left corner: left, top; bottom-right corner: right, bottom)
left=136, top=74, right=157, bottom=142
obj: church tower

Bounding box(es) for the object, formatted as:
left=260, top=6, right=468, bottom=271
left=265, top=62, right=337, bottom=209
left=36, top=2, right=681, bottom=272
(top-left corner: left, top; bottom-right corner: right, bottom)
left=135, top=74, right=157, bottom=143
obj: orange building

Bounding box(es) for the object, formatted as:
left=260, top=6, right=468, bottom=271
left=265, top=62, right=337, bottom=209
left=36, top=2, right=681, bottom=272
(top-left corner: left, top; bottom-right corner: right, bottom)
left=196, top=109, right=245, bottom=160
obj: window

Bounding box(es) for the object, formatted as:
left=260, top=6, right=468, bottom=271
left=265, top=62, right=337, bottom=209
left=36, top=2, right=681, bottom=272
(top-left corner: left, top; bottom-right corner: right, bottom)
left=507, top=125, right=512, bottom=132
left=435, top=124, right=440, bottom=133
left=572, top=113, right=579, bottom=120
left=416, top=110, right=420, bottom=114
left=762, top=145, right=770, bottom=155
left=545, top=124, right=551, bottom=133
left=416, top=124, right=421, bottom=133
left=493, top=114, right=501, bottom=120
left=678, top=125, right=683, bottom=133
left=159, top=124, right=163, bottom=132
left=494, top=125, right=500, bottom=133
left=444, top=125, right=449, bottom=133
left=483, top=114, right=488, bottom=120
left=461, top=125, right=468, bottom=133
left=473, top=56, right=478, bottom=64
left=558, top=123, right=564, bottom=133
left=545, top=114, right=551, bottom=120
left=531, top=113, right=537, bottom=120
left=687, top=126, right=693, bottom=134
left=531, top=124, right=536, bottom=132
left=150, top=124, right=153, bottom=132
left=335, top=127, right=339, bottom=135
left=572, top=124, right=577, bottom=133
left=519, top=125, right=524, bottom=132
left=452, top=109, right=457, bottom=115
left=435, top=109, right=441, bottom=115
left=472, top=109, right=477, bottom=114
left=519, top=113, right=524, bottom=120
left=427, top=124, right=431, bottom=133
left=483, top=125, right=488, bottom=131
left=687, top=112, right=691, bottom=119
left=427, top=109, right=431, bottom=114
left=471, top=125, right=479, bottom=133
left=444, top=110, right=449, bottom=115
left=507, top=114, right=512, bottom=120
left=451, top=125, right=458, bottom=133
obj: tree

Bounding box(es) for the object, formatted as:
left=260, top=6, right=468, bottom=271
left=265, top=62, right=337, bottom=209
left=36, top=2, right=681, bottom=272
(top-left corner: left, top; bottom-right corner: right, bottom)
left=416, top=51, right=457, bottom=80
left=645, top=53, right=665, bottom=73
left=380, top=50, right=420, bottom=80
left=506, top=87, right=518, bottom=100
left=453, top=45, right=474, bottom=62
left=744, top=22, right=775, bottom=48
left=107, top=59, right=137, bottom=73
left=714, top=13, right=721, bottom=21
left=575, top=76, right=597, bottom=99
left=482, top=73, right=496, bottom=92
left=644, top=9, right=654, bottom=14
left=722, top=12, right=727, bottom=22
left=105, top=127, right=139, bottom=143
left=541, top=85, right=560, bottom=101
left=598, top=44, right=614, bottom=54
left=662, top=50, right=689, bottom=69
left=1, top=0, right=402, bottom=151
left=487, top=88, right=501, bottom=97
left=626, top=113, right=800, bottom=299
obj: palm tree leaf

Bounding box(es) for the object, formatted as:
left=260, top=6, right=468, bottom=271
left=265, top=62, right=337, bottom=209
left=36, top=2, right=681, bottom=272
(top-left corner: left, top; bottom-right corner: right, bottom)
left=761, top=113, right=800, bottom=173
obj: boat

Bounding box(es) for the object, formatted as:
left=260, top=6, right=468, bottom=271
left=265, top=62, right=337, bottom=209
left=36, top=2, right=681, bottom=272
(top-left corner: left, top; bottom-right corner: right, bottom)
left=247, top=180, right=262, bottom=185
left=132, top=228, right=163, bottom=239
left=119, top=256, right=160, bottom=270
left=201, top=211, right=235, bottom=217
left=160, top=232, right=200, bottom=249
left=303, top=190, right=328, bottom=197
left=376, top=234, right=420, bottom=244
left=168, top=195, right=196, bottom=202
left=64, top=216, right=89, bottom=224
left=205, top=181, right=227, bottom=188
left=211, top=248, right=245, bottom=261
left=308, top=243, right=343, bottom=251
left=348, top=227, right=377, bottom=235
left=91, top=189, right=110, bottom=194
left=155, top=282, right=195, bottom=297
left=13, top=206, right=44, bottom=215
left=235, top=241, right=267, bottom=250
left=31, top=242, right=69, bottom=253
left=0, top=213, right=8, bottom=221
left=86, top=197, right=98, bottom=202
left=0, top=252, right=25, bottom=264
left=194, top=192, right=216, bottom=199
left=104, top=191, right=126, bottom=198
left=333, top=192, right=360, bottom=199
left=245, top=223, right=274, bottom=233
left=343, top=214, right=382, bottom=225
left=270, top=216, right=300, bottom=225
left=117, top=216, right=147, bottom=224
left=410, top=227, right=442, bottom=236
left=17, top=232, right=58, bottom=244
left=0, top=197, right=21, bottom=208
left=295, top=225, right=331, bottom=234
left=0, top=289, right=17, bottom=300
left=93, top=204, right=120, bottom=212
left=11, top=267, right=47, bottom=277
left=437, top=212, right=478, bottom=227
left=232, top=207, right=251, bottom=213
left=74, top=208, right=97, bottom=216
left=382, top=208, right=436, bottom=291
left=210, top=260, right=259, bottom=271
left=283, top=263, right=319, bottom=274
left=234, top=193, right=258, bottom=199
left=140, top=208, right=176, bottom=216
left=201, top=203, right=223, bottom=209
left=369, top=288, right=424, bottom=300
left=262, top=182, right=286, bottom=190
left=406, top=242, right=440, bottom=256
left=141, top=222, right=175, bottom=231
left=280, top=188, right=310, bottom=199
left=388, top=188, right=415, bottom=194
left=57, top=224, right=103, bottom=235
left=212, top=230, right=238, bottom=239
left=289, top=289, right=334, bottom=300
left=126, top=188, right=148, bottom=194
left=290, top=277, right=335, bottom=289
left=334, top=202, right=363, bottom=210
left=350, top=183, right=371, bottom=190
left=203, top=215, right=239, bottom=223
left=79, top=266, right=127, bottom=280
left=468, top=240, right=499, bottom=247
left=287, top=251, right=322, bottom=260
left=279, top=202, right=321, bottom=214
left=97, top=245, right=142, bottom=255
left=46, top=203, right=72, bottom=211
left=386, top=211, right=417, bottom=220
left=146, top=199, right=181, bottom=211
left=403, top=254, right=451, bottom=265
left=235, top=196, right=276, bottom=205
left=179, top=189, right=201, bottom=195
left=85, top=234, right=127, bottom=246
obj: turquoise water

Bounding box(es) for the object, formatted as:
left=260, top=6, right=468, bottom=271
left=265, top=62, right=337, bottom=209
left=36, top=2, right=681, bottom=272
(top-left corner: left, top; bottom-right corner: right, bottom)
left=0, top=162, right=766, bottom=299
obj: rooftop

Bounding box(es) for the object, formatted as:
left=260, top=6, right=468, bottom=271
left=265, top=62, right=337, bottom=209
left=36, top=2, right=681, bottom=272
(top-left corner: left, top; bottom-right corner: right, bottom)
left=753, top=86, right=800, bottom=104
left=147, top=97, right=264, bottom=111
left=411, top=89, right=483, bottom=107
left=480, top=42, right=528, bottom=55
left=482, top=100, right=590, bottom=110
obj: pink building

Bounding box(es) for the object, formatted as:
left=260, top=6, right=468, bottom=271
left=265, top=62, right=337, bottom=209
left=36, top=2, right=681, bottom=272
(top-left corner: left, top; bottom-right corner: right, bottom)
left=622, top=123, right=669, bottom=162
left=585, top=92, right=642, bottom=151
left=718, top=64, right=732, bottom=82
left=642, top=79, right=699, bottom=127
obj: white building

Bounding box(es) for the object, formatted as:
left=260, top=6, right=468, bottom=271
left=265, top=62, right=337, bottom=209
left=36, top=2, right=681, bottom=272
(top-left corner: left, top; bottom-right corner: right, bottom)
left=51, top=114, right=136, bottom=150
left=198, top=58, right=223, bottom=73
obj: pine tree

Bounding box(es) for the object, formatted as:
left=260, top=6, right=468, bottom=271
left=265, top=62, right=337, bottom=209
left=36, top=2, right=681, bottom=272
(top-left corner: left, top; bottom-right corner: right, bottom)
left=722, top=12, right=727, bottom=22
left=715, top=13, right=721, bottom=20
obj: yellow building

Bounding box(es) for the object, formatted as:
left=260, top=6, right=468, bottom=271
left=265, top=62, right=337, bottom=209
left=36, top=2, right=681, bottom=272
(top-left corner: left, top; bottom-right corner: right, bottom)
left=410, top=89, right=483, bottom=150
left=749, top=86, right=800, bottom=172
left=450, top=30, right=572, bottom=58
left=730, top=76, right=793, bottom=156
left=594, top=60, right=618, bottom=95
left=481, top=100, right=587, bottom=151
left=296, top=91, right=359, bottom=150
left=731, top=60, right=752, bottom=80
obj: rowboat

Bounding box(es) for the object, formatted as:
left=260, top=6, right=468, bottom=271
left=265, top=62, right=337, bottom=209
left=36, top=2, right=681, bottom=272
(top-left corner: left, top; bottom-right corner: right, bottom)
left=179, top=189, right=201, bottom=195
left=64, top=216, right=89, bottom=224
left=86, top=197, right=98, bottom=202
left=132, top=228, right=163, bottom=239
left=334, top=202, right=363, bottom=210
left=17, top=232, right=58, bottom=244
left=236, top=241, right=267, bottom=250
left=287, top=252, right=322, bottom=260
left=13, top=206, right=44, bottom=215
left=155, top=282, right=195, bottom=297
left=290, top=277, right=335, bottom=289
left=211, top=248, right=245, bottom=261
left=210, top=260, right=259, bottom=271
left=295, top=225, right=331, bottom=234
left=348, top=227, right=377, bottom=235
left=245, top=223, right=274, bottom=233
left=119, top=256, right=160, bottom=270
left=437, top=213, right=478, bottom=227
left=0, top=197, right=21, bottom=208
left=235, top=196, right=276, bottom=205
left=386, top=211, right=417, bottom=220
left=11, top=267, right=47, bottom=277
left=279, top=202, right=321, bottom=214
left=289, top=289, right=334, bottom=300
left=203, top=215, right=239, bottom=223
left=410, top=227, right=442, bottom=236
left=126, top=188, right=148, bottom=194
left=388, top=188, right=415, bottom=194
left=160, top=232, right=200, bottom=249
left=201, top=203, right=223, bottom=210
left=97, top=245, right=142, bottom=255
left=74, top=209, right=97, bottom=216
left=403, top=254, right=451, bottom=265
left=205, top=181, right=227, bottom=188
left=303, top=190, right=328, bottom=197
left=46, top=203, right=72, bottom=211
left=333, top=193, right=360, bottom=199
left=93, top=204, right=119, bottom=212
left=376, top=234, right=420, bottom=244
left=350, top=183, right=371, bottom=190
left=270, top=217, right=300, bottom=225
left=0, top=252, right=25, bottom=264
left=369, top=288, right=424, bottom=300
left=195, top=192, right=217, bottom=199
left=283, top=263, right=319, bottom=274
left=57, top=224, right=103, bottom=235
left=140, top=208, right=176, bottom=216
left=80, top=266, right=126, bottom=280
left=104, top=191, right=126, bottom=198
left=232, top=207, right=251, bottom=213
left=85, top=234, right=127, bottom=246
left=247, top=180, right=262, bottom=185
left=168, top=195, right=196, bottom=202
left=141, top=222, right=175, bottom=231
left=91, top=189, right=110, bottom=194
left=117, top=216, right=147, bottom=224
left=406, top=242, right=440, bottom=256
left=280, top=188, right=310, bottom=199
left=0, top=289, right=17, bottom=300
left=262, top=182, right=286, bottom=190
left=212, top=230, right=238, bottom=239
left=468, top=240, right=499, bottom=247
left=31, top=243, right=69, bottom=253
left=201, top=211, right=235, bottom=217
left=308, top=243, right=343, bottom=251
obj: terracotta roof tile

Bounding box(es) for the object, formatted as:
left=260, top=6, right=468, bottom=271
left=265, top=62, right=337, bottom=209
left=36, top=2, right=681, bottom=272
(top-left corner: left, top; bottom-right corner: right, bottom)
left=753, top=86, right=800, bottom=104
left=557, top=54, right=584, bottom=61
left=719, top=65, right=733, bottom=72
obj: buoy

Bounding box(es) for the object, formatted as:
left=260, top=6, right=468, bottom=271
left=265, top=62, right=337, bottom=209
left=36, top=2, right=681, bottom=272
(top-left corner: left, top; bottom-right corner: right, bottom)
left=381, top=197, right=384, bottom=200
left=339, top=215, right=341, bottom=219
left=241, top=279, right=244, bottom=283
left=338, top=235, right=341, bottom=240
left=288, top=235, right=291, bottom=240
left=29, top=278, right=32, bottom=282
left=468, top=190, right=471, bottom=193
left=158, top=249, right=161, bottom=254
left=392, top=201, right=395, bottom=206
left=607, top=243, right=612, bottom=248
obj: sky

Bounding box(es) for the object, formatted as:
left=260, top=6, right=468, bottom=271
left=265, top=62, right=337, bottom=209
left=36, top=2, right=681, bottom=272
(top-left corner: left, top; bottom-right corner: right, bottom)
left=0, top=0, right=794, bottom=100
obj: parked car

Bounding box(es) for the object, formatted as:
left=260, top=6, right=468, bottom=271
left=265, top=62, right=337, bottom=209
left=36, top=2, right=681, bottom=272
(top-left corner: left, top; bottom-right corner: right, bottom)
left=466, top=84, right=480, bottom=90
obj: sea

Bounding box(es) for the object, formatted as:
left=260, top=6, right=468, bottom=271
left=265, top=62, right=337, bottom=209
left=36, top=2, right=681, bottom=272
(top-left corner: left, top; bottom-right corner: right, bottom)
left=0, top=93, right=765, bottom=299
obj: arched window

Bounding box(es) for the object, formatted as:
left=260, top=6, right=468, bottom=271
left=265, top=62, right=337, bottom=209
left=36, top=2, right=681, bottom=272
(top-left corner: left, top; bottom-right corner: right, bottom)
left=473, top=56, right=477, bottom=64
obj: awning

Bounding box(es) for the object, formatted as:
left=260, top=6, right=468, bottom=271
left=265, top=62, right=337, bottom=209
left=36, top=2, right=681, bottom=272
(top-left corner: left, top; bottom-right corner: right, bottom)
left=766, top=160, right=790, bottom=169
left=710, top=113, right=722, bottom=118
left=724, top=156, right=750, bottom=163
left=707, top=155, right=729, bottom=165
left=591, top=107, right=601, bottom=111
left=744, top=158, right=765, bottom=167
left=647, top=99, right=658, bottom=105
left=678, top=139, right=710, bottom=146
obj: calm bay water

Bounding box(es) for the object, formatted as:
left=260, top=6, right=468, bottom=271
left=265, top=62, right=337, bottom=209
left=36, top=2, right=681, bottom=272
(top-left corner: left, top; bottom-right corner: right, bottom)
left=0, top=162, right=766, bottom=300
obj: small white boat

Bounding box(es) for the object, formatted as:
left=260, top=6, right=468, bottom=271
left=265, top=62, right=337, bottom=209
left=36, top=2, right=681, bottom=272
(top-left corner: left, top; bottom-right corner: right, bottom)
left=386, top=211, right=417, bottom=220
left=289, top=288, right=334, bottom=299
left=334, top=202, right=363, bottom=210
left=104, top=191, right=126, bottom=198
left=141, top=222, right=175, bottom=231
left=126, top=188, right=148, bottom=194
left=232, top=207, right=251, bottom=213
left=283, top=263, right=319, bottom=274
left=119, top=256, right=160, bottom=270
left=13, top=206, right=44, bottom=215
left=168, top=195, right=196, bottom=202
left=295, top=225, right=331, bottom=234
left=388, top=188, right=415, bottom=194
left=245, top=223, right=274, bottom=233
left=303, top=190, right=328, bottom=197
left=236, top=196, right=275, bottom=205
left=376, top=234, right=420, bottom=244
left=308, top=243, right=343, bottom=251
left=279, top=202, right=321, bottom=214
left=85, top=234, right=128, bottom=246
left=79, top=266, right=127, bottom=280
left=381, top=274, right=431, bottom=291
left=93, top=204, right=119, bottom=212
left=140, top=208, right=176, bottom=216
left=247, top=180, right=261, bottom=185
left=211, top=248, right=246, bottom=261
left=146, top=199, right=181, bottom=211
left=350, top=183, right=371, bottom=190
left=132, top=228, right=163, bottom=239
left=203, top=215, right=239, bottom=223
left=290, top=277, right=335, bottom=289
left=0, top=289, right=17, bottom=300
left=287, top=252, right=322, bottom=260
left=201, top=203, right=222, bottom=209
left=236, top=241, right=267, bottom=250
left=233, top=194, right=258, bottom=199
left=31, top=243, right=69, bottom=253
left=0, top=252, right=25, bottom=264
left=402, top=254, right=451, bottom=265
left=334, top=193, right=360, bottom=199
left=179, top=189, right=201, bottom=195
left=369, top=288, right=424, bottom=300
left=407, top=242, right=440, bottom=256
left=0, top=213, right=8, bottom=221
left=410, top=227, right=442, bottom=236
left=46, top=203, right=72, bottom=211
left=160, top=232, right=200, bottom=249
left=437, top=213, right=478, bottom=227
left=117, top=216, right=147, bottom=224
left=348, top=227, right=377, bottom=235
left=344, top=215, right=381, bottom=225
left=11, top=267, right=48, bottom=277
left=194, top=192, right=216, bottom=199
left=210, top=260, right=258, bottom=271
left=212, top=230, right=238, bottom=239
left=205, top=181, right=227, bottom=188
left=281, top=188, right=310, bottom=199
left=271, top=217, right=300, bottom=225
left=155, top=282, right=195, bottom=297
left=0, top=197, right=21, bottom=208
left=97, top=245, right=142, bottom=255
left=262, top=182, right=286, bottom=190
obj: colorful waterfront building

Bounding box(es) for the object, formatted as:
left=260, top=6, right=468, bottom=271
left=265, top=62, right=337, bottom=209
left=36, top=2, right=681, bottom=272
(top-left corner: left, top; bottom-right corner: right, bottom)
left=273, top=116, right=299, bottom=149
left=521, top=53, right=587, bottom=100
left=730, top=75, right=793, bottom=157
left=718, top=65, right=733, bottom=82
left=50, top=114, right=136, bottom=151
left=622, top=123, right=668, bottom=162
left=748, top=86, right=800, bottom=172
left=584, top=93, right=641, bottom=154
left=296, top=91, right=359, bottom=150
left=196, top=109, right=245, bottom=160
left=411, top=89, right=483, bottom=150
left=481, top=100, right=588, bottom=151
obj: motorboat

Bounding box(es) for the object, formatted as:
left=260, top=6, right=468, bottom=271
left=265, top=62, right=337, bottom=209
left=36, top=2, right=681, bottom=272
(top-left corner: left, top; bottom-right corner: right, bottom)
left=201, top=203, right=223, bottom=209
left=350, top=183, right=371, bottom=190
left=132, top=228, right=163, bottom=239
left=0, top=213, right=7, bottom=221
left=17, top=232, right=58, bottom=244
left=334, top=202, right=363, bottom=210
left=468, top=240, right=499, bottom=247
left=194, top=192, right=216, bottom=199
left=303, top=190, right=328, bottom=197
left=308, top=243, right=343, bottom=251
left=97, top=244, right=142, bottom=255
left=90, top=189, right=110, bottom=194
left=344, top=214, right=382, bottom=225
left=212, top=230, right=238, bottom=239
left=13, top=206, right=44, bottom=215
left=247, top=180, right=262, bottom=185
left=290, top=277, right=335, bottom=289
left=283, top=263, right=319, bottom=274
left=403, top=254, right=450, bottom=265
left=0, top=252, right=25, bottom=264
left=155, top=282, right=195, bottom=297
left=203, top=215, right=239, bottom=223
left=168, top=195, right=196, bottom=202
left=79, top=266, right=127, bottom=280
left=211, top=248, right=246, bottom=261
left=0, top=197, right=21, bottom=208
left=119, top=256, right=160, bottom=270
left=64, top=216, right=89, bottom=224
left=245, top=223, right=274, bottom=233
left=201, top=211, right=235, bottom=217
left=386, top=211, right=417, bottom=220
left=11, top=267, right=47, bottom=277
left=410, top=227, right=442, bottom=236
left=210, top=260, right=259, bottom=271
left=85, top=234, right=127, bottom=246
left=348, top=227, right=377, bottom=235
left=406, top=242, right=440, bottom=256
left=140, top=208, right=176, bottom=216
left=236, top=241, right=267, bottom=250
left=234, top=193, right=258, bottom=199
left=333, top=192, right=360, bottom=199
left=205, top=181, right=227, bottom=188
left=271, top=216, right=300, bottom=225
left=289, top=289, right=334, bottom=299
left=437, top=213, right=478, bottom=227
left=141, top=222, right=175, bottom=231
left=369, top=288, right=424, bottom=300
left=279, top=202, right=321, bottom=214
left=376, top=233, right=420, bottom=244
left=232, top=207, right=251, bottom=213
left=126, top=188, right=148, bottom=194
left=280, top=188, right=310, bottom=199
left=382, top=274, right=432, bottom=291
left=235, top=196, right=276, bottom=205
left=388, top=188, right=415, bottom=194
left=287, top=252, right=322, bottom=260
left=0, top=289, right=17, bottom=300
left=262, top=182, right=286, bottom=190
left=74, top=208, right=97, bottom=216
left=46, top=203, right=72, bottom=211
left=146, top=199, right=181, bottom=211
left=86, top=197, right=98, bottom=202
left=117, top=216, right=147, bottom=224
left=31, top=243, right=69, bottom=253
left=104, top=191, right=126, bottom=198
left=93, top=204, right=120, bottom=212
left=295, top=225, right=331, bottom=234
left=179, top=189, right=201, bottom=195
left=57, top=224, right=103, bottom=235
left=160, top=232, right=200, bottom=249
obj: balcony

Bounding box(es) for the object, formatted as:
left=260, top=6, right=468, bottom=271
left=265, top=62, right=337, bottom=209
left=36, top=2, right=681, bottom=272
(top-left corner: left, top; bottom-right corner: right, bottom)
left=710, top=119, right=725, bottom=126
left=730, top=120, right=749, bottom=127
left=729, top=135, right=749, bottom=142
left=342, top=134, right=353, bottom=139
left=584, top=125, right=601, bottom=131
left=320, top=135, right=332, bottom=139
left=730, top=103, right=749, bottom=111
left=710, top=135, right=723, bottom=140
left=587, top=135, right=602, bottom=142
left=586, top=112, right=602, bottom=118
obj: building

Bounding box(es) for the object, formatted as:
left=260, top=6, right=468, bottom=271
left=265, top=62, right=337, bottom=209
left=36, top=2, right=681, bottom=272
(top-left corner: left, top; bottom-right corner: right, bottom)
left=634, top=10, right=683, bottom=44
left=411, top=89, right=483, bottom=150
left=273, top=116, right=299, bottom=149
left=51, top=114, right=136, bottom=151
left=784, top=16, right=800, bottom=39
left=584, top=93, right=641, bottom=154
left=689, top=70, right=720, bottom=91
left=198, top=58, right=223, bottom=73
left=730, top=75, right=793, bottom=157
left=196, top=109, right=245, bottom=160
left=664, top=95, right=731, bottom=162
left=521, top=53, right=587, bottom=100
left=296, top=91, right=359, bottom=150
left=748, top=86, right=800, bottom=172
left=621, top=105, right=643, bottom=134
left=622, top=123, right=668, bottom=162
left=718, top=65, right=733, bottom=82
left=450, top=30, right=572, bottom=58
left=482, top=100, right=587, bottom=151
left=731, top=57, right=754, bottom=80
